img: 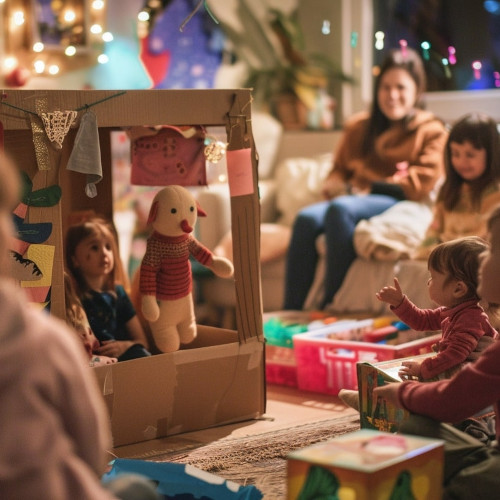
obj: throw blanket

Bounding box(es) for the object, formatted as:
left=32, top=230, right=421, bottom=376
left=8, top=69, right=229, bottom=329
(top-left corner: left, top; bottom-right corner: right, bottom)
left=354, top=201, right=433, bottom=261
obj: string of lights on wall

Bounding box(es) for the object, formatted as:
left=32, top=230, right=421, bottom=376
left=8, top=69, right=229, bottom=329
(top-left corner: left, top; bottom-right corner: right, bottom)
left=1, top=0, right=110, bottom=86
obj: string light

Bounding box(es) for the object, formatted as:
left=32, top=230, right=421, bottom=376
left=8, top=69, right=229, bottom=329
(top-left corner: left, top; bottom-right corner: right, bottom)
left=448, top=46, right=457, bottom=65
left=321, top=20, right=331, bottom=35
left=494, top=72, right=500, bottom=88
left=2, top=0, right=111, bottom=83
left=472, top=60, right=482, bottom=80
left=375, top=31, right=385, bottom=50
left=420, top=41, right=431, bottom=61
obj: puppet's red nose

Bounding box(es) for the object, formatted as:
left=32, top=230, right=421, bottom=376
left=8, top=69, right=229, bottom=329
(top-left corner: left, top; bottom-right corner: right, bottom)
left=181, top=219, right=193, bottom=233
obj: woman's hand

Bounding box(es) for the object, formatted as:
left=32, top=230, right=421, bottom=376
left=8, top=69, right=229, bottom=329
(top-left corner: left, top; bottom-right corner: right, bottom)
left=96, top=340, right=133, bottom=358
left=376, top=277, right=404, bottom=308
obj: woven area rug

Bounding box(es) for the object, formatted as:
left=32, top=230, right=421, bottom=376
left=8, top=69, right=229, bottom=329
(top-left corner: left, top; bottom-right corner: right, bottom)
left=147, top=413, right=360, bottom=499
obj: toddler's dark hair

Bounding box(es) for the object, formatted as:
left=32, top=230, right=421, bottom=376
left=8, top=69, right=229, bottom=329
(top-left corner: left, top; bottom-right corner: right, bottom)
left=428, top=236, right=488, bottom=303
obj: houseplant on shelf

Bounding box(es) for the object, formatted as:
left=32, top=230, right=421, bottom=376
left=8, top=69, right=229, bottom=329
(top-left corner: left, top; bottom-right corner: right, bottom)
left=215, top=1, right=354, bottom=130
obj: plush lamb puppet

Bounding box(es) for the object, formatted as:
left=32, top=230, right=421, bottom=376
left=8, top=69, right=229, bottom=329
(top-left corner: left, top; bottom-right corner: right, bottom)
left=139, top=185, right=234, bottom=352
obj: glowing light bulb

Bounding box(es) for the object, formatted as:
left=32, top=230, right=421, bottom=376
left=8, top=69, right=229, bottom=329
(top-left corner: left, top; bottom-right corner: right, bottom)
left=102, top=31, right=113, bottom=42
left=97, top=54, right=109, bottom=64
left=48, top=64, right=60, bottom=75
left=442, top=58, right=451, bottom=78
left=420, top=41, right=431, bottom=60
left=64, top=9, right=76, bottom=23
left=65, top=45, right=76, bottom=56
left=472, top=60, right=482, bottom=80
left=375, top=31, right=385, bottom=51
left=321, top=20, right=330, bottom=35
left=448, top=46, right=457, bottom=65
left=92, top=0, right=105, bottom=9
left=4, top=57, right=18, bottom=70
left=138, top=11, right=150, bottom=22
left=33, top=42, right=44, bottom=52
left=90, top=24, right=102, bottom=34
left=34, top=60, right=45, bottom=73
left=399, top=39, right=408, bottom=57
left=13, top=10, right=25, bottom=26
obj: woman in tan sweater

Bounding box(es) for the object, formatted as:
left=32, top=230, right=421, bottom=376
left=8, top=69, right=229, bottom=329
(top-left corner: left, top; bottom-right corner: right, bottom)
left=284, top=47, right=448, bottom=310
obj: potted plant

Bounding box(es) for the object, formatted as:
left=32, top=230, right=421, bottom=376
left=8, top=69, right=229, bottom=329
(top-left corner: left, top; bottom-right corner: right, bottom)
left=216, top=2, right=354, bottom=129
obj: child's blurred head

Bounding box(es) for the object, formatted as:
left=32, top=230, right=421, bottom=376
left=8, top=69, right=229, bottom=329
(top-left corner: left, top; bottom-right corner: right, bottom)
left=479, top=206, right=500, bottom=304
left=0, top=153, right=20, bottom=277
left=444, top=113, right=500, bottom=186
left=427, top=236, right=488, bottom=305
left=65, top=217, right=118, bottom=294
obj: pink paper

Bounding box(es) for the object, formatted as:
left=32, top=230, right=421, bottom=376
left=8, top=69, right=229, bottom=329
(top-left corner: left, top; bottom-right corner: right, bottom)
left=226, top=148, right=254, bottom=197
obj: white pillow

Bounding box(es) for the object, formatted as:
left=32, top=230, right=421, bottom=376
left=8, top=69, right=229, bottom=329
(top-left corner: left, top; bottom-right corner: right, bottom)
left=275, top=153, right=332, bottom=226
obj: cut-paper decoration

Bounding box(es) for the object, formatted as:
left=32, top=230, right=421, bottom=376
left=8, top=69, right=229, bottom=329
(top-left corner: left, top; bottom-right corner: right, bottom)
left=21, top=244, right=54, bottom=289
left=131, top=125, right=207, bottom=186
left=66, top=110, right=103, bottom=198
left=12, top=214, right=52, bottom=244
left=226, top=148, right=254, bottom=197
left=40, top=110, right=78, bottom=149
left=10, top=250, right=43, bottom=282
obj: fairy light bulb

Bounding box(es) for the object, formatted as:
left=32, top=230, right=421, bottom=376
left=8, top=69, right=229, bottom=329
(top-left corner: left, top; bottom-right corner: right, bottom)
left=4, top=56, right=18, bottom=70
left=48, top=64, right=60, bottom=75
left=494, top=72, right=500, bottom=88
left=63, top=9, right=76, bottom=23
left=472, top=60, right=482, bottom=80
left=375, top=31, right=385, bottom=50
left=102, top=31, right=113, bottom=42
left=448, top=46, right=457, bottom=65
left=13, top=10, right=25, bottom=26
left=138, top=11, right=150, bottom=22
left=90, top=24, right=102, bottom=34
left=65, top=45, right=76, bottom=56
left=33, top=42, right=44, bottom=52
left=92, top=0, right=105, bottom=9
left=420, top=41, right=431, bottom=60
left=97, top=54, right=109, bottom=64
left=33, top=60, right=45, bottom=73
left=321, top=20, right=331, bottom=35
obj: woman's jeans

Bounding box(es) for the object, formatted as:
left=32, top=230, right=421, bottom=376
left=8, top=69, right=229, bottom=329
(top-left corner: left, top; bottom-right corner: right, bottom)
left=284, top=194, right=398, bottom=310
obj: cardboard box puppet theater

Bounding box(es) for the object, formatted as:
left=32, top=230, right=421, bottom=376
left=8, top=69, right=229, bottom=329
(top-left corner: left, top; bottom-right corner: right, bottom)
left=1, top=89, right=266, bottom=447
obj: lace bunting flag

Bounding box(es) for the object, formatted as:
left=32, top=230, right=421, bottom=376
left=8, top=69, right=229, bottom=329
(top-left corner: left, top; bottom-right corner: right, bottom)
left=40, top=110, right=78, bottom=149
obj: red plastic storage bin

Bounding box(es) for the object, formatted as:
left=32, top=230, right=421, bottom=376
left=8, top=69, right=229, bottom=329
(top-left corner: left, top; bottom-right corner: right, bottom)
left=293, top=329, right=440, bottom=395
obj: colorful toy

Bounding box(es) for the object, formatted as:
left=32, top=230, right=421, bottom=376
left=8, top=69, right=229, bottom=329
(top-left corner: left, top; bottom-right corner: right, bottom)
left=139, top=185, right=234, bottom=352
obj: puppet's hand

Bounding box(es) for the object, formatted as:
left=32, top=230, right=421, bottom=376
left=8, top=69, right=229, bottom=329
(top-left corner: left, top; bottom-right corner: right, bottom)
left=142, top=295, right=160, bottom=322
left=210, top=256, right=234, bottom=278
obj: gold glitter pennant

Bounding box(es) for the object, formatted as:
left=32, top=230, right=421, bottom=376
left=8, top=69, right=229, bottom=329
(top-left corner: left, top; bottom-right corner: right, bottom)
left=40, top=110, right=78, bottom=149
left=30, top=97, right=51, bottom=171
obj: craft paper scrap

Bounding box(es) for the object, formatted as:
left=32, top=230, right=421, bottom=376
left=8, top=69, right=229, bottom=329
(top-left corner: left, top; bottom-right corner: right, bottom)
left=227, top=148, right=254, bottom=197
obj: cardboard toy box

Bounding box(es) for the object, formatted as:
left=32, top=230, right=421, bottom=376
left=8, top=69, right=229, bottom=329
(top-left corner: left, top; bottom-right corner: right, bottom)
left=357, top=353, right=435, bottom=433
left=2, top=89, right=266, bottom=447
left=287, top=429, right=444, bottom=500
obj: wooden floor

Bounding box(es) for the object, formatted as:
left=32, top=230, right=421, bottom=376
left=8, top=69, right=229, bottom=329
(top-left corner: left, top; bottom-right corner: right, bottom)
left=111, top=384, right=358, bottom=459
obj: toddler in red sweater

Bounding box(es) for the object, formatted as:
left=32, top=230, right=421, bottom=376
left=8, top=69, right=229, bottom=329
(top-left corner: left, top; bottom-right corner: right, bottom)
left=376, top=236, right=498, bottom=381
left=374, top=206, right=500, bottom=499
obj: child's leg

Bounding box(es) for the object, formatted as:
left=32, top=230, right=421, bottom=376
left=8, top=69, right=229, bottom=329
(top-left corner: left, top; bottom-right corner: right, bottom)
left=400, top=413, right=498, bottom=496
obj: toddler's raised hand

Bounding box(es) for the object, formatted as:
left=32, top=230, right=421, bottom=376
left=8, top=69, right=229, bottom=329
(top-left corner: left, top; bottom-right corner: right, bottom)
left=376, top=277, right=404, bottom=308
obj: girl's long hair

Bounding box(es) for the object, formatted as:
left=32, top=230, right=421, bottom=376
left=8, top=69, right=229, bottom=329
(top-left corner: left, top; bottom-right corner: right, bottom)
left=65, top=217, right=119, bottom=298
left=361, top=47, right=427, bottom=156
left=438, top=112, right=500, bottom=210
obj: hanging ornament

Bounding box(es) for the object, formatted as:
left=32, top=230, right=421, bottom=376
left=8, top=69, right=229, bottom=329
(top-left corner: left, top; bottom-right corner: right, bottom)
left=40, top=110, right=78, bottom=149
left=204, top=136, right=227, bottom=164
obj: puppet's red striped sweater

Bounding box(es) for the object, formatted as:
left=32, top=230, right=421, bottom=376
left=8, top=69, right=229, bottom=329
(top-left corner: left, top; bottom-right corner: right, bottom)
left=140, top=231, right=213, bottom=300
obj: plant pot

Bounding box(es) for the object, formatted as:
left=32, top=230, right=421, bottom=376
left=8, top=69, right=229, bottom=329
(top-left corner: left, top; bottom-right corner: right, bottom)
left=271, top=94, right=308, bottom=130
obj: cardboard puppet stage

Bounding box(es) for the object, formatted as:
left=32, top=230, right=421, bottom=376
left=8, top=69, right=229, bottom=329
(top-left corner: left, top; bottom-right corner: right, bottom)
left=1, top=89, right=266, bottom=446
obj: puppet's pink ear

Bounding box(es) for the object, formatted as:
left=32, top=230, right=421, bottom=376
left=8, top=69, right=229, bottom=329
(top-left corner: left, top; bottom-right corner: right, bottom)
left=147, top=200, right=159, bottom=224
left=196, top=201, right=207, bottom=217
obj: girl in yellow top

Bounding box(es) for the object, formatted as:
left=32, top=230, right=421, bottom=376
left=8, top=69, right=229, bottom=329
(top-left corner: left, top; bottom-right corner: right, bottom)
left=416, top=112, right=500, bottom=260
